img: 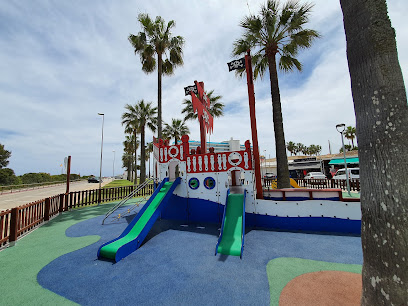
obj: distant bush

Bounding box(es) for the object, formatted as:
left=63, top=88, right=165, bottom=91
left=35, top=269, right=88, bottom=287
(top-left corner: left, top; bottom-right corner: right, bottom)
left=10, top=172, right=80, bottom=184
left=0, top=168, right=19, bottom=185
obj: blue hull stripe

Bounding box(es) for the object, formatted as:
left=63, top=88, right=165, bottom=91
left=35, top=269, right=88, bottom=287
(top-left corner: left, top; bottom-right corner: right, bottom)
left=162, top=195, right=361, bottom=235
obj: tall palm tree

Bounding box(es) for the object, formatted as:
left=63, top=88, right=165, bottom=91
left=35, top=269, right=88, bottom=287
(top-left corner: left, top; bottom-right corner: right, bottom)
left=128, top=14, right=184, bottom=140
left=122, top=135, right=139, bottom=182
left=122, top=100, right=157, bottom=184
left=344, top=126, right=356, bottom=148
left=163, top=118, right=190, bottom=145
left=181, top=90, right=225, bottom=121
left=232, top=0, right=320, bottom=188
left=146, top=142, right=154, bottom=178
left=340, top=1, right=408, bottom=303
left=122, top=119, right=140, bottom=184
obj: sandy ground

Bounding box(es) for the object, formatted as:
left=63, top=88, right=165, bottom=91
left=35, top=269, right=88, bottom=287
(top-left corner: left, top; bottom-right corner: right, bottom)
left=0, top=178, right=113, bottom=211
left=279, top=271, right=362, bottom=305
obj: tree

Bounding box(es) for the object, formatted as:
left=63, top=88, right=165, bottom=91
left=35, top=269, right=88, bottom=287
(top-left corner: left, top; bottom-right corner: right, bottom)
left=129, top=14, right=184, bottom=140
left=296, top=143, right=306, bottom=156
left=181, top=90, right=225, bottom=121
left=339, top=144, right=352, bottom=153
left=340, top=0, right=408, bottom=304
left=308, top=144, right=322, bottom=156
left=122, top=100, right=157, bottom=184
left=232, top=0, right=320, bottom=188
left=122, top=115, right=140, bottom=184
left=0, top=143, right=11, bottom=169
left=122, top=135, right=138, bottom=182
left=344, top=126, right=357, bottom=147
left=163, top=118, right=190, bottom=145
left=0, top=168, right=18, bottom=185
left=146, top=142, right=154, bottom=178
left=286, top=141, right=296, bottom=156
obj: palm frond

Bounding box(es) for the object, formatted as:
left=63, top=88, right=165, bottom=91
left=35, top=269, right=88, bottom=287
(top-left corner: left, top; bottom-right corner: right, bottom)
left=279, top=55, right=302, bottom=72
left=162, top=59, right=174, bottom=75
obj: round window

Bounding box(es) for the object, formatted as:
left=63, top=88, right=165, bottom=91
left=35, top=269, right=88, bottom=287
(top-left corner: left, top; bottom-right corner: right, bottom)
left=189, top=177, right=200, bottom=190
left=204, top=177, right=216, bottom=190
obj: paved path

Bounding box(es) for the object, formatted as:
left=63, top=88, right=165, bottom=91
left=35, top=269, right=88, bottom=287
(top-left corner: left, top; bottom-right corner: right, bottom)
left=0, top=178, right=113, bottom=211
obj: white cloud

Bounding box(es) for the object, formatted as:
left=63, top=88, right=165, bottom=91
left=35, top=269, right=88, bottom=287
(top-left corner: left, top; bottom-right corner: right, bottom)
left=0, top=0, right=406, bottom=176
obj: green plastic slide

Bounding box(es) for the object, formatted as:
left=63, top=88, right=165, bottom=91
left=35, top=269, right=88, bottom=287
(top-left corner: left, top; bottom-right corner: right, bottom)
left=217, top=193, right=244, bottom=256
left=99, top=181, right=174, bottom=260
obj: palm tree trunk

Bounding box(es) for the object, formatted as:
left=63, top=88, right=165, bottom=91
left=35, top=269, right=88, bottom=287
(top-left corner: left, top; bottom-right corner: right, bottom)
left=340, top=0, right=408, bottom=304
left=129, top=157, right=132, bottom=182
left=134, top=131, right=138, bottom=185
left=140, top=126, right=146, bottom=184
left=148, top=153, right=151, bottom=178
left=128, top=160, right=132, bottom=182
left=267, top=53, right=290, bottom=188
left=157, top=54, right=163, bottom=140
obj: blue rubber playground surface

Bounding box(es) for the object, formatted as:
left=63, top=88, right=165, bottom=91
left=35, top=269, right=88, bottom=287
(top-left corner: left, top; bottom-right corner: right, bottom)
left=0, top=199, right=363, bottom=305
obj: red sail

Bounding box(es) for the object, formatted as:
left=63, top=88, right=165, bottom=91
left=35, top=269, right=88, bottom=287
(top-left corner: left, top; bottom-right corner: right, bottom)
left=191, top=93, right=213, bottom=133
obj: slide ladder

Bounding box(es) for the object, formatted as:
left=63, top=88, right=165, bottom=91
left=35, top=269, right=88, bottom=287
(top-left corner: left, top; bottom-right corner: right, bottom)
left=102, top=178, right=154, bottom=224
left=98, top=177, right=180, bottom=262
left=215, top=190, right=246, bottom=258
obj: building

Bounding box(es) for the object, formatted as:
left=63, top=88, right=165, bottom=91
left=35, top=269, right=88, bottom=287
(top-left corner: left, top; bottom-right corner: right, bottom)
left=188, top=138, right=247, bottom=153
left=261, top=151, right=359, bottom=178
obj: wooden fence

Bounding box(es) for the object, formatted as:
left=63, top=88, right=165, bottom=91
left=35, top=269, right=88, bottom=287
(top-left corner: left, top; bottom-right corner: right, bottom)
left=262, top=178, right=360, bottom=191
left=0, top=183, right=154, bottom=248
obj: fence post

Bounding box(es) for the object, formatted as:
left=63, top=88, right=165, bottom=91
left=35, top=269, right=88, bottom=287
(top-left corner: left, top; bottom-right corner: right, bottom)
left=98, top=189, right=102, bottom=205
left=59, top=194, right=64, bottom=213
left=9, top=207, right=19, bottom=246
left=44, top=197, right=51, bottom=221
left=64, top=193, right=69, bottom=211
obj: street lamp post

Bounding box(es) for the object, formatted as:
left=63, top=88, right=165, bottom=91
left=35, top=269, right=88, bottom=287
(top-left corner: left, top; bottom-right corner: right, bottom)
left=112, top=150, right=115, bottom=179
left=264, top=149, right=267, bottom=177
left=98, top=113, right=104, bottom=192
left=336, top=123, right=351, bottom=196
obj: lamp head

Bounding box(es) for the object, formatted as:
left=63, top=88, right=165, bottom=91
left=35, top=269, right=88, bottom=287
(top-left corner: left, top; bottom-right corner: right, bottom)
left=98, top=113, right=104, bottom=116
left=336, top=123, right=345, bottom=133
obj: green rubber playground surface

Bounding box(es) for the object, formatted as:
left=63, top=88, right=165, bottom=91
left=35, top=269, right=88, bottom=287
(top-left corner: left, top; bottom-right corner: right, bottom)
left=217, top=193, right=244, bottom=256
left=99, top=182, right=173, bottom=259
left=0, top=198, right=145, bottom=305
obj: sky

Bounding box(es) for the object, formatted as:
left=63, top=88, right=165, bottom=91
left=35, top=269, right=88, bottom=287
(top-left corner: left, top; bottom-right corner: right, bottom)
left=1, top=0, right=407, bottom=177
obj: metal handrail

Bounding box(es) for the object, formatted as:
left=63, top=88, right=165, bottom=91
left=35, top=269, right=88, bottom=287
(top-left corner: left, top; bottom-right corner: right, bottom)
left=102, top=178, right=153, bottom=224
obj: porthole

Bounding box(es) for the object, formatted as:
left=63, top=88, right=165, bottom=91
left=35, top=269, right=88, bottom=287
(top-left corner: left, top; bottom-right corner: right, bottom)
left=189, top=177, right=200, bottom=190
left=168, top=146, right=179, bottom=158
left=204, top=177, right=216, bottom=190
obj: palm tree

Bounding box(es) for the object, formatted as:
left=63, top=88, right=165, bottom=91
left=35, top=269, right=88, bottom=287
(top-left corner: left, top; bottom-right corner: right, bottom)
left=146, top=142, right=154, bottom=178
left=340, top=1, right=408, bottom=303
left=122, top=135, right=139, bottom=182
left=122, top=118, right=140, bottom=184
left=181, top=90, right=225, bottom=121
left=122, top=136, right=133, bottom=182
left=296, top=143, right=305, bottom=156
left=122, top=100, right=157, bottom=184
left=163, top=118, right=190, bottom=145
left=286, top=141, right=296, bottom=156
left=128, top=14, right=184, bottom=140
left=232, top=0, right=320, bottom=188
left=344, top=126, right=356, bottom=148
